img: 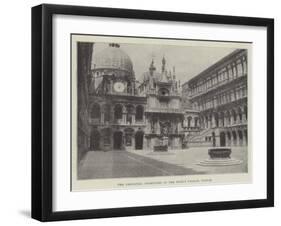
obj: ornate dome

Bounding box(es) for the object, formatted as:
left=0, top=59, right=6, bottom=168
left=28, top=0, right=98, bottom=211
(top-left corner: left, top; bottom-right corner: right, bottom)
left=92, top=43, right=133, bottom=74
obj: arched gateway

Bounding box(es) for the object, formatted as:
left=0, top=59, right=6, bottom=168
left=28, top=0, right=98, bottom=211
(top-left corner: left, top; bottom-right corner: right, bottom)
left=90, top=130, right=100, bottom=151
left=135, top=131, right=144, bottom=150
left=220, top=132, right=226, bottom=147
left=113, top=131, right=123, bottom=150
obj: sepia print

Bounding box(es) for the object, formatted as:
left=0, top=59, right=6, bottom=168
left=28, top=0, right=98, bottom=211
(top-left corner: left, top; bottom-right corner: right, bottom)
left=72, top=34, right=251, bottom=191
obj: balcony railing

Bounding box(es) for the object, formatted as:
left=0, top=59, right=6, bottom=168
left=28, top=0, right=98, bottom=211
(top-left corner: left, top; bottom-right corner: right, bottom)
left=89, top=118, right=145, bottom=126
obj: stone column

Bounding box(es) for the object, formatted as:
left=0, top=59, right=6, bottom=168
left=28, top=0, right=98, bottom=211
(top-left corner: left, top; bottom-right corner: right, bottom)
left=111, top=109, right=115, bottom=123
left=132, top=114, right=136, bottom=124
left=157, top=119, right=160, bottom=134
left=178, top=120, right=182, bottom=133
left=216, top=132, right=220, bottom=147
left=230, top=115, right=234, bottom=126
left=232, top=131, right=237, bottom=146
left=225, top=133, right=229, bottom=146
left=242, top=111, right=247, bottom=123
left=228, top=132, right=231, bottom=146
left=218, top=117, right=222, bottom=128
left=122, top=112, right=126, bottom=124
left=212, top=114, right=216, bottom=128
left=241, top=134, right=244, bottom=146
left=143, top=136, right=148, bottom=150
left=230, top=133, right=234, bottom=146
left=132, top=134, right=135, bottom=150
left=109, top=80, right=113, bottom=93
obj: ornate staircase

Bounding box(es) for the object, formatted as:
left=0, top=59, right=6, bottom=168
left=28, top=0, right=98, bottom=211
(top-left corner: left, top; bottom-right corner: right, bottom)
left=187, top=128, right=213, bottom=147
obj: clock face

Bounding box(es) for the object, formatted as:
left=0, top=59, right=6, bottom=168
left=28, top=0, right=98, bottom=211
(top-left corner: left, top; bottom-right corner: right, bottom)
left=114, top=82, right=125, bottom=93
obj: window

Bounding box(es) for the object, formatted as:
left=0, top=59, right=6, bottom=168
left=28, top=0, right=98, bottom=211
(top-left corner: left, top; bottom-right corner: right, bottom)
left=104, top=104, right=111, bottom=122
left=91, top=103, right=101, bottom=119
left=158, top=88, right=169, bottom=96
left=237, top=59, right=243, bottom=77
left=136, top=105, right=144, bottom=121
left=114, top=104, right=123, bottom=120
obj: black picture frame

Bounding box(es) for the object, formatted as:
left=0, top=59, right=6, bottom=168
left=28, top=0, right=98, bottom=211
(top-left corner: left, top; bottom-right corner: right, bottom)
left=31, top=3, right=274, bottom=222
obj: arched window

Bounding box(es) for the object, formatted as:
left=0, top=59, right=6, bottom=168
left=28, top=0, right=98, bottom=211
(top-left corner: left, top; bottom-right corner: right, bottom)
left=103, top=104, right=111, bottom=122
left=214, top=113, right=219, bottom=127
left=187, top=116, right=192, bottom=127
left=136, top=105, right=144, bottom=121
left=158, top=88, right=169, bottom=96
left=114, top=104, right=123, bottom=120
left=226, top=111, right=231, bottom=125
left=194, top=117, right=199, bottom=127
left=237, top=59, right=243, bottom=77
left=238, top=107, right=243, bottom=123
left=91, top=103, right=101, bottom=119
left=231, top=109, right=237, bottom=124
left=244, top=106, right=247, bottom=120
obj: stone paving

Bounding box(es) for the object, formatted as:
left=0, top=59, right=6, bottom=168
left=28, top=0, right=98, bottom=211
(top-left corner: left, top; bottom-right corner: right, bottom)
left=128, top=147, right=248, bottom=175
left=78, top=147, right=248, bottom=180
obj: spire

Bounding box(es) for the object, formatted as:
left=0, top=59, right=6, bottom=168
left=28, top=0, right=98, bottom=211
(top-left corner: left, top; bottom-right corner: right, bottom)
left=162, top=56, right=166, bottom=73
left=173, top=66, right=176, bottom=80
left=149, top=59, right=156, bottom=76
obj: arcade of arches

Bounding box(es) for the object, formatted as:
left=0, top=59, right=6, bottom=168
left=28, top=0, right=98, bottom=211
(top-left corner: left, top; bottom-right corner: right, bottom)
left=183, top=105, right=247, bottom=147
left=200, top=105, right=247, bottom=147
left=90, top=103, right=144, bottom=125
left=89, top=127, right=145, bottom=151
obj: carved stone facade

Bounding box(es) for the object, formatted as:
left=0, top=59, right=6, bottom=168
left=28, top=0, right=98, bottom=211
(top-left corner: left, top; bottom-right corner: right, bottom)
left=182, top=49, right=248, bottom=147
left=88, top=43, right=184, bottom=151
left=139, top=58, right=184, bottom=150
left=86, top=44, right=247, bottom=151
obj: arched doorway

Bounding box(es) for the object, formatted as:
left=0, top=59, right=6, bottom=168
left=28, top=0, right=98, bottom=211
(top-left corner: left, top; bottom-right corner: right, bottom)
left=90, top=129, right=100, bottom=150
left=220, top=132, right=226, bottom=147
left=135, top=131, right=144, bottom=150
left=232, top=131, right=237, bottom=146
left=227, top=131, right=231, bottom=146
left=214, top=113, right=219, bottom=128
left=238, top=130, right=243, bottom=146
left=238, top=108, right=243, bottom=123
left=212, top=132, right=216, bottom=147
left=244, top=130, right=248, bottom=145
left=113, top=131, right=123, bottom=150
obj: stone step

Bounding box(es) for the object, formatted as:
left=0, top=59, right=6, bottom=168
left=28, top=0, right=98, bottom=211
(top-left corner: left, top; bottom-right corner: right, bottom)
left=197, top=158, right=243, bottom=166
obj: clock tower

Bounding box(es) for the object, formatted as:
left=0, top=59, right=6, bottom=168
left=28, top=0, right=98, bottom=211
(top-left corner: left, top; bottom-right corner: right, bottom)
left=88, top=43, right=146, bottom=151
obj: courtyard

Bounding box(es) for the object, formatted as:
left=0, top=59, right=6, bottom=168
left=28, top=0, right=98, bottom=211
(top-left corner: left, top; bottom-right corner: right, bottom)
left=78, top=147, right=248, bottom=180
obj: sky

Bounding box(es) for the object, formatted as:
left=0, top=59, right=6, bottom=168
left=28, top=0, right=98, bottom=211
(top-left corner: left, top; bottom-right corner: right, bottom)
left=92, top=42, right=236, bottom=85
